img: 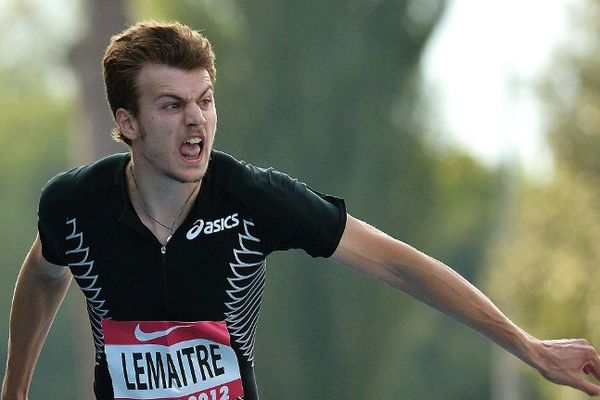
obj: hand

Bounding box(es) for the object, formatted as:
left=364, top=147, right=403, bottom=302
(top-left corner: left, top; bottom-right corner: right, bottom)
left=535, top=338, right=600, bottom=396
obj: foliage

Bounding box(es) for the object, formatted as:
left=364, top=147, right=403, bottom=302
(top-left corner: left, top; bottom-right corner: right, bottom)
left=0, top=0, right=505, bottom=398
left=128, top=1, right=503, bottom=399
left=485, top=1, right=600, bottom=398
left=0, top=2, right=82, bottom=398
left=0, top=77, right=78, bottom=398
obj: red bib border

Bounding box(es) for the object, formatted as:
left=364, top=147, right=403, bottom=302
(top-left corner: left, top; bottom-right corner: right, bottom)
left=102, top=320, right=244, bottom=400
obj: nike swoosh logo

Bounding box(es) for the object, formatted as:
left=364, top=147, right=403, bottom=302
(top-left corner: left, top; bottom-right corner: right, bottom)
left=134, top=324, right=194, bottom=342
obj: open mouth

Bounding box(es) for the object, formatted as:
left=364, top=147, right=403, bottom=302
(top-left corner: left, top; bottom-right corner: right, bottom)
left=179, top=137, right=204, bottom=161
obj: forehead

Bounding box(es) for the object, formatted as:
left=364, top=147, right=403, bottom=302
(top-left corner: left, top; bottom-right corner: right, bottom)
left=136, top=64, right=213, bottom=99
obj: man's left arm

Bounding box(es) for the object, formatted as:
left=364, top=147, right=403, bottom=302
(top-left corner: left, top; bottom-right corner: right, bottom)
left=330, top=214, right=600, bottom=396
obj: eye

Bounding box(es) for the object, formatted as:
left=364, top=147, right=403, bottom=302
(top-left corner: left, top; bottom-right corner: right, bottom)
left=199, top=97, right=213, bottom=107
left=164, top=102, right=181, bottom=111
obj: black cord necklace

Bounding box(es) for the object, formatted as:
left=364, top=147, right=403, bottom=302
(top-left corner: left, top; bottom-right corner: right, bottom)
left=130, top=164, right=198, bottom=241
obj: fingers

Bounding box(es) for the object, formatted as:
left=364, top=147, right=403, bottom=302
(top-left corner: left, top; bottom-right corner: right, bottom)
left=574, top=376, right=600, bottom=397
left=538, top=338, right=600, bottom=396
left=584, top=363, right=595, bottom=375
left=582, top=383, right=600, bottom=396
left=583, top=353, right=600, bottom=381
left=574, top=342, right=600, bottom=396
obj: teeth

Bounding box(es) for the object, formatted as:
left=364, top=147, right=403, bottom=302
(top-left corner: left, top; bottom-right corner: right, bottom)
left=186, top=138, right=202, bottom=144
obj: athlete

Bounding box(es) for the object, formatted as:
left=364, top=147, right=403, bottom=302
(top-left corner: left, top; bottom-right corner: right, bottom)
left=3, top=20, right=600, bottom=400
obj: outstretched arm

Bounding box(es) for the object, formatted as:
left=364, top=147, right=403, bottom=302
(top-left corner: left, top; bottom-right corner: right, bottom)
left=1, top=234, right=72, bottom=400
left=330, top=214, right=600, bottom=396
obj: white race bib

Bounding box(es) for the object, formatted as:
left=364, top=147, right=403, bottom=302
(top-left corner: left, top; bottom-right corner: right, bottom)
left=102, top=320, right=244, bottom=400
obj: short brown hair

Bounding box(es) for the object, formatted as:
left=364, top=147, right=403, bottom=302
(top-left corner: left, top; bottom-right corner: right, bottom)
left=102, top=20, right=217, bottom=145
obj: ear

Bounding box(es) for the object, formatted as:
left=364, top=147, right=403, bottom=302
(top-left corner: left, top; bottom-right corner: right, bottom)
left=115, top=108, right=140, bottom=141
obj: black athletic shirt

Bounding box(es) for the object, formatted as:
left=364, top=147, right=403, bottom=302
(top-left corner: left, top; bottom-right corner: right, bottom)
left=37, top=150, right=346, bottom=400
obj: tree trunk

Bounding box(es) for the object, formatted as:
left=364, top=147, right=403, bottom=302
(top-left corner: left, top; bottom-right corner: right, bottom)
left=67, top=1, right=128, bottom=398
left=69, top=0, right=128, bottom=164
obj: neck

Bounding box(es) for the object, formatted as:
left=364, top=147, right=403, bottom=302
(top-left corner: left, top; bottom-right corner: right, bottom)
left=127, top=160, right=200, bottom=244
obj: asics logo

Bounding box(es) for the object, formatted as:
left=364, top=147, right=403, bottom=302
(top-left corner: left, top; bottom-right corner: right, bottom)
left=134, top=324, right=194, bottom=342
left=186, top=213, right=240, bottom=239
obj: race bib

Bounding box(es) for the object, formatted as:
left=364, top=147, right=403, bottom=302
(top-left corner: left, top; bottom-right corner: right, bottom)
left=102, top=320, right=244, bottom=400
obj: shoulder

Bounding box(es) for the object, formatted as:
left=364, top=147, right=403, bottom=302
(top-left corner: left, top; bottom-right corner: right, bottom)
left=207, top=149, right=341, bottom=223
left=207, top=151, right=347, bottom=257
left=208, top=149, right=303, bottom=202
left=40, top=152, right=129, bottom=211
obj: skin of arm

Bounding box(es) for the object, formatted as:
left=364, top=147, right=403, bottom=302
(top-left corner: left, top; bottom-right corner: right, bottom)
left=331, top=214, right=600, bottom=396
left=1, top=234, right=72, bottom=400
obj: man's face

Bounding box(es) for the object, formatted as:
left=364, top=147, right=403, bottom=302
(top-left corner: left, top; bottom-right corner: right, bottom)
left=130, top=64, right=217, bottom=183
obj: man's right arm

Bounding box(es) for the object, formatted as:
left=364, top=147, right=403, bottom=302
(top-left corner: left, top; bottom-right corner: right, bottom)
left=1, top=234, right=72, bottom=400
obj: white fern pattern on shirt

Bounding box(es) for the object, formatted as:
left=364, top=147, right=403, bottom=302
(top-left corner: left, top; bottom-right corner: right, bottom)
left=65, top=218, right=110, bottom=355
left=225, top=219, right=266, bottom=363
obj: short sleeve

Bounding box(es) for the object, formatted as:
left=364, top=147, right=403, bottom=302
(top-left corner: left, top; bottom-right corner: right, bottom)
left=37, top=177, right=68, bottom=266
left=242, top=165, right=347, bottom=258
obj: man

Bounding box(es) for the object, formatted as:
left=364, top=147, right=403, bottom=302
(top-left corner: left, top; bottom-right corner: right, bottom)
left=2, top=20, right=600, bottom=400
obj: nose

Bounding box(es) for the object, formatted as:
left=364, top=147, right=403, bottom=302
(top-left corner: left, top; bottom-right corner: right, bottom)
left=185, top=102, right=207, bottom=127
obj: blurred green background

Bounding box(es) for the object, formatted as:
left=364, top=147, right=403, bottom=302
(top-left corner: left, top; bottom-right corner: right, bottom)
left=1, top=0, right=600, bottom=398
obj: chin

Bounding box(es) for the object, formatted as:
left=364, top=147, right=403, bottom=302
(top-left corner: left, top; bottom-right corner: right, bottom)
left=165, top=168, right=206, bottom=184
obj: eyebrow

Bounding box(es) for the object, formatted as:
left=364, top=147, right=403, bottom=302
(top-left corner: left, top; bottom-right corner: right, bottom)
left=156, top=86, right=214, bottom=102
